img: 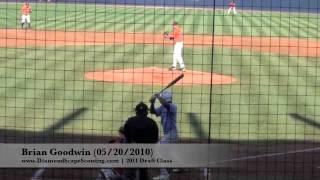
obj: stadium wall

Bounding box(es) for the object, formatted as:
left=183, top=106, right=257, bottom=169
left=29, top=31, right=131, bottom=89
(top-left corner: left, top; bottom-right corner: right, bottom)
left=4, top=0, right=317, bottom=13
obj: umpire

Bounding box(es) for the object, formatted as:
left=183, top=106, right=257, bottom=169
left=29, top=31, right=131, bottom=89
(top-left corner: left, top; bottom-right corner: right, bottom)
left=124, top=102, right=159, bottom=144
left=107, top=102, right=159, bottom=180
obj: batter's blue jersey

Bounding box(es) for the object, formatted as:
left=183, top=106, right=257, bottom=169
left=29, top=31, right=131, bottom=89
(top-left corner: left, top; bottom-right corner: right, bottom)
left=154, top=103, right=177, bottom=134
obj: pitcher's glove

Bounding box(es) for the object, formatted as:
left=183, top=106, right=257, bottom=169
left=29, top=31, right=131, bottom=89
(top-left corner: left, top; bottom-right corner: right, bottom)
left=163, top=31, right=169, bottom=38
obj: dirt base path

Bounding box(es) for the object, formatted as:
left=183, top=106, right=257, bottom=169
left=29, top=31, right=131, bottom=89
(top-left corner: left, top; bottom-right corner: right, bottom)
left=1, top=29, right=319, bottom=57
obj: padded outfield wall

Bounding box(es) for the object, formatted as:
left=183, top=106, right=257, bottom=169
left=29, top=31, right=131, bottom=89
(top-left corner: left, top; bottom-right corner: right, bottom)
left=2, top=0, right=319, bottom=13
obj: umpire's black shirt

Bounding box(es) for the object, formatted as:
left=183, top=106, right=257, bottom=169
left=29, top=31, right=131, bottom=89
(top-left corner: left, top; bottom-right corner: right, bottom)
left=124, top=115, right=159, bottom=144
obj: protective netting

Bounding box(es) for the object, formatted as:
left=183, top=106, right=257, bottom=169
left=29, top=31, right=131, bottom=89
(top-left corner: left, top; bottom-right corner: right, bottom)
left=0, top=0, right=319, bottom=179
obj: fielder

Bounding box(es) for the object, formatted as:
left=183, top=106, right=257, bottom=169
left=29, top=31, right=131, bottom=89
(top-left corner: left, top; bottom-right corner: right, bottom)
left=164, top=21, right=186, bottom=72
left=21, top=2, right=32, bottom=29
left=227, top=1, right=237, bottom=15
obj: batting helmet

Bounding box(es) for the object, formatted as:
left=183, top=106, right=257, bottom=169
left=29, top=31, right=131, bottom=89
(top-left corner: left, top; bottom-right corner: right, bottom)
left=160, top=91, right=172, bottom=102
left=135, top=102, right=149, bottom=116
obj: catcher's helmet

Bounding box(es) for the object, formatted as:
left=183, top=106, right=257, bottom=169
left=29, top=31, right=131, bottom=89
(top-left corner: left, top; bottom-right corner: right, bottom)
left=118, top=126, right=124, bottom=134
left=135, top=102, right=149, bottom=116
left=160, top=91, right=172, bottom=102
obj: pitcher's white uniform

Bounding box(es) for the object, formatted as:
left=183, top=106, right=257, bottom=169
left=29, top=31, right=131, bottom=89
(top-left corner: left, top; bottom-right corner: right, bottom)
left=167, top=21, right=185, bottom=71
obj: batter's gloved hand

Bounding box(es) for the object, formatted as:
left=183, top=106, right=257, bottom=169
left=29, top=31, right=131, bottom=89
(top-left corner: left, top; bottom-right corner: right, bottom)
left=149, top=95, right=156, bottom=103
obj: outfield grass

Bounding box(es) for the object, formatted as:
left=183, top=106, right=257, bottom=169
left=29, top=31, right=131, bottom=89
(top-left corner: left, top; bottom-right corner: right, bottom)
left=1, top=3, right=319, bottom=38
left=0, top=3, right=319, bottom=141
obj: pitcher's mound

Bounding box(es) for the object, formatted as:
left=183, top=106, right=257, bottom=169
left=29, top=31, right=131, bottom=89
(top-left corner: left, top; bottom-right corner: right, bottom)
left=85, top=67, right=237, bottom=85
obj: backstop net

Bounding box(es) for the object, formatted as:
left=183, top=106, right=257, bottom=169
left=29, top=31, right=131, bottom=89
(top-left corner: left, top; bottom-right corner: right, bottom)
left=0, top=0, right=319, bottom=179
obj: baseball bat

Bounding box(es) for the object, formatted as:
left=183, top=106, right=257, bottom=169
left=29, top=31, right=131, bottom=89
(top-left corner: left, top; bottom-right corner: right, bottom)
left=159, top=73, right=184, bottom=93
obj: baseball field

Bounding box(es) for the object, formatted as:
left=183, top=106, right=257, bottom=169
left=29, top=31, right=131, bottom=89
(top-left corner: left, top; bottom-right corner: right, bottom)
left=0, top=2, right=320, bottom=179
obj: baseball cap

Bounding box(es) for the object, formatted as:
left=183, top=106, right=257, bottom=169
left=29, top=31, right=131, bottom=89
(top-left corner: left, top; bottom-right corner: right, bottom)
left=135, top=102, right=149, bottom=116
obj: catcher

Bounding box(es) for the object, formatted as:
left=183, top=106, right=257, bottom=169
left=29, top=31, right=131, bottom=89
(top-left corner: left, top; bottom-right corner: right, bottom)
left=163, top=21, right=186, bottom=72
left=21, top=2, right=32, bottom=29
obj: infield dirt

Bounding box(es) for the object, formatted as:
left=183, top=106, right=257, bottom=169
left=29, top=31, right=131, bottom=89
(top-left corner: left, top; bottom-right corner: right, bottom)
left=1, top=29, right=319, bottom=57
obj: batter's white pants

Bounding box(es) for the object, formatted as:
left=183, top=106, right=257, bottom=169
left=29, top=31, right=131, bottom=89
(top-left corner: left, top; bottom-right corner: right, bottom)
left=21, top=15, right=31, bottom=23
left=228, top=7, right=237, bottom=14
left=172, top=41, right=185, bottom=69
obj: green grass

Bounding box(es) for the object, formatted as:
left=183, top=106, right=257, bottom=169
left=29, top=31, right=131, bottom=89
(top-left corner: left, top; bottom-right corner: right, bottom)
left=1, top=3, right=320, bottom=38
left=0, top=3, right=320, bottom=141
